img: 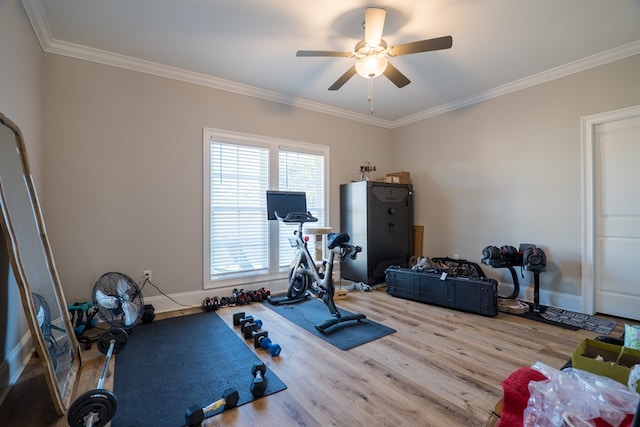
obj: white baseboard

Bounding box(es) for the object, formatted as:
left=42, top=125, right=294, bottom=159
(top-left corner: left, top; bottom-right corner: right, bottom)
left=498, top=282, right=583, bottom=312
left=142, top=279, right=290, bottom=314
left=0, top=332, right=34, bottom=406
left=144, top=280, right=585, bottom=315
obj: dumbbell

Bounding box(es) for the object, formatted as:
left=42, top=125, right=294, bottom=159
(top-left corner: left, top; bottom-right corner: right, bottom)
left=184, top=388, right=239, bottom=426
left=250, top=362, right=268, bottom=397
left=250, top=290, right=263, bottom=302
left=232, top=312, right=263, bottom=337
left=252, top=330, right=281, bottom=357
left=242, top=319, right=263, bottom=339
left=259, top=287, right=271, bottom=300
left=233, top=313, right=256, bottom=330
left=232, top=288, right=250, bottom=305
left=232, top=311, right=251, bottom=326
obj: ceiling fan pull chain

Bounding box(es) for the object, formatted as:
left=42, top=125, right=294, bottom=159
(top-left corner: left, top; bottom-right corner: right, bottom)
left=368, top=78, right=374, bottom=114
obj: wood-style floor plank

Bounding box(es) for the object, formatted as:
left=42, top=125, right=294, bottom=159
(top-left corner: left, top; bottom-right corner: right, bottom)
left=0, top=287, right=626, bottom=426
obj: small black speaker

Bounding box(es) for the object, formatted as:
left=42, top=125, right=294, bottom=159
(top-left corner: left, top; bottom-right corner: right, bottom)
left=141, top=304, right=155, bottom=323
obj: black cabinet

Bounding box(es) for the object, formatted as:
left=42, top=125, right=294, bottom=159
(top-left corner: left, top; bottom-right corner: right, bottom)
left=340, top=181, right=414, bottom=284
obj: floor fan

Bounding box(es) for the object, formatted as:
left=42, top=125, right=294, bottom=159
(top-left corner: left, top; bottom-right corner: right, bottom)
left=92, top=272, right=144, bottom=329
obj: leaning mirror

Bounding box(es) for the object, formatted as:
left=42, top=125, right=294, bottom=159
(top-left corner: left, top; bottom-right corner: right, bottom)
left=0, top=112, right=80, bottom=414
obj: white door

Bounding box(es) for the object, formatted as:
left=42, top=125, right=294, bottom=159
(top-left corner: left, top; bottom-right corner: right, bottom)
left=594, top=114, right=640, bottom=320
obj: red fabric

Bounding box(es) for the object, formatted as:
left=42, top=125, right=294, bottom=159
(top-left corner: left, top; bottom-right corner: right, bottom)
left=499, top=367, right=547, bottom=427
left=498, top=367, right=635, bottom=427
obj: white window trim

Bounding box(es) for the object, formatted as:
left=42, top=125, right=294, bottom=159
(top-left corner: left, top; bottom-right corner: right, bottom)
left=202, top=128, right=330, bottom=291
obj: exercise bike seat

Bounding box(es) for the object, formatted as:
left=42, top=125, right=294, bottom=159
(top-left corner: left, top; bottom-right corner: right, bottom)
left=327, top=232, right=350, bottom=249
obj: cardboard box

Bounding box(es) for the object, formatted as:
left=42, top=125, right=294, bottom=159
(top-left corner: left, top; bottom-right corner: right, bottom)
left=384, top=171, right=410, bottom=184
left=571, top=338, right=640, bottom=388
left=485, top=398, right=502, bottom=427
left=413, top=225, right=424, bottom=257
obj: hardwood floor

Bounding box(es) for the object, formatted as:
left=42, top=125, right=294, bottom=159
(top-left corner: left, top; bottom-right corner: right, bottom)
left=0, top=287, right=626, bottom=426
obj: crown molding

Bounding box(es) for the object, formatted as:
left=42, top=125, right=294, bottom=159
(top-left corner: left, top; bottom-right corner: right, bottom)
left=21, top=0, right=640, bottom=130
left=393, top=40, right=640, bottom=128
left=20, top=0, right=53, bottom=47
left=44, top=37, right=395, bottom=129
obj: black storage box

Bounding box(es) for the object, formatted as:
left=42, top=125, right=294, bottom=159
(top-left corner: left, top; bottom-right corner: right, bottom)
left=386, top=266, right=499, bottom=317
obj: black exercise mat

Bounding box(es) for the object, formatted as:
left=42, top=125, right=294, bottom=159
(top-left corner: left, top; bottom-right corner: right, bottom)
left=265, top=297, right=395, bottom=350
left=111, top=312, right=287, bottom=427
left=515, top=303, right=616, bottom=334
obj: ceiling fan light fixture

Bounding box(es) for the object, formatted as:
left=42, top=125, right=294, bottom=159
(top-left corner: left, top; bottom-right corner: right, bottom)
left=296, top=7, right=452, bottom=92
left=355, top=54, right=388, bottom=79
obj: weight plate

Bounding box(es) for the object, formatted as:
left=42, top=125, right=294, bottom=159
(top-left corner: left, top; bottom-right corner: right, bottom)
left=67, top=388, right=117, bottom=427
left=97, top=328, right=128, bottom=354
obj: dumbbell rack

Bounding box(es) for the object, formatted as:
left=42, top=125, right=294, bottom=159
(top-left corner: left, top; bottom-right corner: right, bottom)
left=481, top=258, right=520, bottom=300
left=482, top=258, right=543, bottom=313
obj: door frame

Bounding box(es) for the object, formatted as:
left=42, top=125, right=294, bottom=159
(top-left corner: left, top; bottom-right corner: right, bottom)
left=581, top=104, right=640, bottom=315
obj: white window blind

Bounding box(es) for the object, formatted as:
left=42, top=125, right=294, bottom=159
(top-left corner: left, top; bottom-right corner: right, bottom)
left=204, top=129, right=327, bottom=289
left=277, top=149, right=325, bottom=267
left=209, top=141, right=269, bottom=277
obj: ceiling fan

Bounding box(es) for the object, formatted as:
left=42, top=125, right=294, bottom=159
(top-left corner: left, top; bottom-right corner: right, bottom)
left=296, top=7, right=453, bottom=90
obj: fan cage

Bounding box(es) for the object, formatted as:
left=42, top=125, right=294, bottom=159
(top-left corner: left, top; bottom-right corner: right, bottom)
left=92, top=272, right=144, bottom=328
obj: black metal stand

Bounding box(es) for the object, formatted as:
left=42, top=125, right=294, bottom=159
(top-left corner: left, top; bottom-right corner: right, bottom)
left=482, top=258, right=544, bottom=312
left=481, top=258, right=520, bottom=299
left=532, top=271, right=541, bottom=313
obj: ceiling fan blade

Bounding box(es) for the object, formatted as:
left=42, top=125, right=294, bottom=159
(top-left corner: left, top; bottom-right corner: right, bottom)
left=328, top=66, right=357, bottom=90
left=296, top=50, right=352, bottom=57
left=383, top=63, right=411, bottom=88
left=364, top=7, right=386, bottom=48
left=388, top=35, right=453, bottom=56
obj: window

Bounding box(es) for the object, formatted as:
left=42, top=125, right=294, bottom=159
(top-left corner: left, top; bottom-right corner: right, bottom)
left=278, top=149, right=325, bottom=267
left=203, top=129, right=328, bottom=289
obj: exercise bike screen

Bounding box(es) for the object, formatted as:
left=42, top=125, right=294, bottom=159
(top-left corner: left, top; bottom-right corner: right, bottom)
left=266, top=190, right=307, bottom=220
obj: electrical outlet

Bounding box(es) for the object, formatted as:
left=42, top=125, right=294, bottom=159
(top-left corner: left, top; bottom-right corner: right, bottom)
left=143, top=270, right=152, bottom=281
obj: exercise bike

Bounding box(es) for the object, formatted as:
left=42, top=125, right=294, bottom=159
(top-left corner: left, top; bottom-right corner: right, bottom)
left=270, top=211, right=367, bottom=333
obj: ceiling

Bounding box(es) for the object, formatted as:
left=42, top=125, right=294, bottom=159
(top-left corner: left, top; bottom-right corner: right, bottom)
left=21, top=0, right=640, bottom=127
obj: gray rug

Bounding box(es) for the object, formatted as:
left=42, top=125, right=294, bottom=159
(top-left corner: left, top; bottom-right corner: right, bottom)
left=540, top=305, right=617, bottom=335
left=516, top=303, right=616, bottom=334
left=265, top=297, right=395, bottom=350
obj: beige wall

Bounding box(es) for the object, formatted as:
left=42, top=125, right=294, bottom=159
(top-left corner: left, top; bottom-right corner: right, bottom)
left=2, top=0, right=640, bottom=394
left=0, top=0, right=44, bottom=395
left=392, top=54, right=640, bottom=308
left=42, top=54, right=393, bottom=304
left=44, top=52, right=640, bottom=311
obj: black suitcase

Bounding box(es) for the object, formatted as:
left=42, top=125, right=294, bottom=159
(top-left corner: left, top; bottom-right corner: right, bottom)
left=386, top=266, right=498, bottom=317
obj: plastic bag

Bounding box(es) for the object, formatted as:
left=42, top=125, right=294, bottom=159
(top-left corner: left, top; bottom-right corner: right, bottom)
left=523, top=362, right=639, bottom=427
left=624, top=324, right=640, bottom=349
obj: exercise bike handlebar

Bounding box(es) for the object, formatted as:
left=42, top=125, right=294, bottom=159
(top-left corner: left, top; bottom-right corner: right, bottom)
left=274, top=211, right=318, bottom=224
